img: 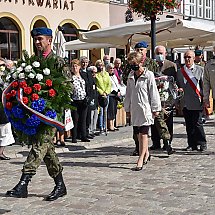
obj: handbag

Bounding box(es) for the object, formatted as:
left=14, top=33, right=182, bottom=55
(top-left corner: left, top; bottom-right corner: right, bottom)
left=64, top=109, right=74, bottom=131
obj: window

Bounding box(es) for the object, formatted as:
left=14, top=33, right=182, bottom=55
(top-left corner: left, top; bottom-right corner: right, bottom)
left=189, top=0, right=196, bottom=16
left=0, top=17, right=20, bottom=60
left=62, top=23, right=79, bottom=61
left=205, top=0, right=212, bottom=19
left=197, top=0, right=203, bottom=18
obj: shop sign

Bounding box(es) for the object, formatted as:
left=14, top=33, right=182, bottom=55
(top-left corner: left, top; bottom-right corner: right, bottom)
left=0, top=0, right=75, bottom=11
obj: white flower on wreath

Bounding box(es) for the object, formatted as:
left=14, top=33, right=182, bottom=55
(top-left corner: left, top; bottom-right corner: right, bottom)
left=43, top=68, right=50, bottom=75
left=21, top=63, right=26, bottom=67
left=28, top=73, right=35, bottom=79
left=24, top=65, right=32, bottom=72
left=0, top=65, right=6, bottom=72
left=160, top=91, right=169, bottom=102
left=32, top=61, right=40, bottom=68
left=36, top=73, right=43, bottom=81
left=6, top=74, right=11, bottom=81
left=16, top=67, right=23, bottom=73
left=18, top=73, right=25, bottom=79
left=163, top=81, right=169, bottom=90
left=10, top=67, right=16, bottom=73
left=12, top=72, right=18, bottom=79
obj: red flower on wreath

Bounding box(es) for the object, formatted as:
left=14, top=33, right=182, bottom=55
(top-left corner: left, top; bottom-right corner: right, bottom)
left=6, top=93, right=12, bottom=100
left=23, top=97, right=29, bottom=105
left=31, top=93, right=39, bottom=101
left=19, top=80, right=27, bottom=88
left=6, top=102, right=13, bottom=110
left=49, top=89, right=56, bottom=97
left=24, top=86, right=33, bottom=95
left=46, top=79, right=52, bottom=87
left=10, top=90, right=17, bottom=97
left=12, top=81, right=19, bottom=88
left=33, top=83, right=41, bottom=91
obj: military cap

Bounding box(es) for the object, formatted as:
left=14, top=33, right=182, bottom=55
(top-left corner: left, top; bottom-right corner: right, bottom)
left=195, top=50, right=203, bottom=56
left=134, top=41, right=148, bottom=49
left=31, top=27, right=52, bottom=37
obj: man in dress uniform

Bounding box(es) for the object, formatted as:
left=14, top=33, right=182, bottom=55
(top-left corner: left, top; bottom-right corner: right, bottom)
left=6, top=27, right=67, bottom=201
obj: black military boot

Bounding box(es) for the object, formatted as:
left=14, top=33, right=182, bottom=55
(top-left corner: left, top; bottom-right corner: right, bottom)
left=45, top=173, right=67, bottom=201
left=164, top=140, right=175, bottom=155
left=6, top=173, right=32, bottom=198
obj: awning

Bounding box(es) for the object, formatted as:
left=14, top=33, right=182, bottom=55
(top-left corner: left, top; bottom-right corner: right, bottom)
left=79, top=18, right=215, bottom=48
left=64, top=39, right=122, bottom=51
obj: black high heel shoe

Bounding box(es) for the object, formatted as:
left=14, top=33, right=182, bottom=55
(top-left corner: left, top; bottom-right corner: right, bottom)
left=134, top=165, right=143, bottom=171
left=143, top=154, right=151, bottom=165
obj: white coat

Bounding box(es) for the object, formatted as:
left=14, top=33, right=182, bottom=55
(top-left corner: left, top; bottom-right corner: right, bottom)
left=124, top=69, right=161, bottom=126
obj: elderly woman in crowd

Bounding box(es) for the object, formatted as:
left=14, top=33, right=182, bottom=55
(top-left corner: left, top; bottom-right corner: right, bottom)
left=106, top=63, right=121, bottom=131
left=124, top=52, right=161, bottom=171
left=95, top=60, right=111, bottom=134
left=70, top=59, right=90, bottom=143
left=87, top=66, right=99, bottom=136
left=0, top=58, right=15, bottom=160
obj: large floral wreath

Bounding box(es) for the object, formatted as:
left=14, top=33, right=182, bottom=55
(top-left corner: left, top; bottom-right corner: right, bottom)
left=1, top=51, right=72, bottom=143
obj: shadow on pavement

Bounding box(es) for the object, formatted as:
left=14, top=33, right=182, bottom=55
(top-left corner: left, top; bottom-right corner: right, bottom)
left=0, top=208, right=11, bottom=214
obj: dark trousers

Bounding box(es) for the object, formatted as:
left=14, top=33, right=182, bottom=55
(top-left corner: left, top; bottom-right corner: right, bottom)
left=86, top=106, right=91, bottom=136
left=183, top=107, right=206, bottom=149
left=151, top=110, right=173, bottom=147
left=71, top=100, right=88, bottom=140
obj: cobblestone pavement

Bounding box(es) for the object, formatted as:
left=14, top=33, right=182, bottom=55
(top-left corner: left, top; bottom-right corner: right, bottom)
left=0, top=117, right=215, bottom=215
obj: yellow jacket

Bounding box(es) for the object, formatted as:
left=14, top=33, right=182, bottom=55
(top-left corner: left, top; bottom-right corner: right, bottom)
left=95, top=71, right=112, bottom=95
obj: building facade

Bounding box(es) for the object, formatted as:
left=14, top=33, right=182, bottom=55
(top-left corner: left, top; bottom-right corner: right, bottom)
left=0, top=0, right=110, bottom=60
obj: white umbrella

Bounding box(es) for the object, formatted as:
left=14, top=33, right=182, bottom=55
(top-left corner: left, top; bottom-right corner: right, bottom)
left=79, top=18, right=215, bottom=48
left=53, top=31, right=66, bottom=58
left=64, top=39, right=122, bottom=51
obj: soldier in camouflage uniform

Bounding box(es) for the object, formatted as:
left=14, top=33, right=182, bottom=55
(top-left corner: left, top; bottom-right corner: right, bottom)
left=150, top=45, right=177, bottom=155
left=123, top=41, right=157, bottom=156
left=6, top=28, right=67, bottom=201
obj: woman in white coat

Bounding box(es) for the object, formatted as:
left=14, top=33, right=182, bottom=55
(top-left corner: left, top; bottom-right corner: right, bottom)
left=124, top=52, right=161, bottom=171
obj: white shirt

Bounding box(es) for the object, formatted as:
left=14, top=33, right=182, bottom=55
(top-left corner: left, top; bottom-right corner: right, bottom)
left=72, top=75, right=86, bottom=100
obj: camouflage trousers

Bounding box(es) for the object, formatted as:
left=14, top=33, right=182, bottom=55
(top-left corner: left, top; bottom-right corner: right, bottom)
left=152, top=109, right=171, bottom=141
left=22, top=137, right=63, bottom=178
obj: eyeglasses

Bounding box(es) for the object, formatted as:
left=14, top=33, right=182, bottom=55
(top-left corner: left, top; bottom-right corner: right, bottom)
left=184, top=56, right=192, bottom=59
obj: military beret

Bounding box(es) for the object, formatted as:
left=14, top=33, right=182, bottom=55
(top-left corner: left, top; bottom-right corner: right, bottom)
left=134, top=41, right=148, bottom=49
left=195, top=50, right=203, bottom=56
left=31, top=27, right=52, bottom=37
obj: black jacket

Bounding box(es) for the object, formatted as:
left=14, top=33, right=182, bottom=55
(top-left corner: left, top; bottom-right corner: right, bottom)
left=80, top=68, right=94, bottom=103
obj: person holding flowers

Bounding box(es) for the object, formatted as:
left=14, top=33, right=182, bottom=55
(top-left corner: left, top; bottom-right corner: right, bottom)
left=4, top=27, right=71, bottom=201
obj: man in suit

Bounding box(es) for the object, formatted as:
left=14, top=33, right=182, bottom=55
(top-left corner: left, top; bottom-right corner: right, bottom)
left=80, top=56, right=95, bottom=140
left=177, top=50, right=207, bottom=151
left=150, top=45, right=177, bottom=155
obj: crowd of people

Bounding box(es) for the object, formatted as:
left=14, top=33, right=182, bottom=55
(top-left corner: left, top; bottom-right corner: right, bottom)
left=54, top=55, right=126, bottom=146
left=0, top=26, right=215, bottom=200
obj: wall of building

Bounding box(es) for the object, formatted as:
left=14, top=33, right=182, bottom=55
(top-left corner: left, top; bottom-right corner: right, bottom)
left=0, top=0, right=110, bottom=57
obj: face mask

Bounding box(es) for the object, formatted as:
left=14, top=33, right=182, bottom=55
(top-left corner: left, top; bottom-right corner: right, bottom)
left=155, top=54, right=164, bottom=62
left=130, top=64, right=139, bottom=71
left=104, top=60, right=110, bottom=65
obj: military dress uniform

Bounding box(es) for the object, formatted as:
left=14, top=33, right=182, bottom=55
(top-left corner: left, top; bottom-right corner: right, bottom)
left=6, top=27, right=67, bottom=201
